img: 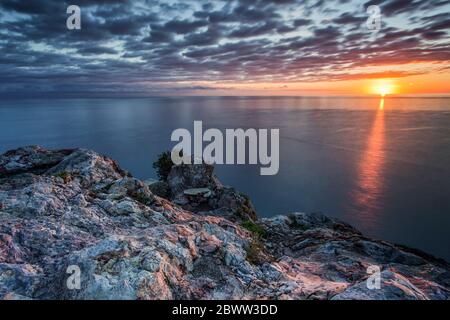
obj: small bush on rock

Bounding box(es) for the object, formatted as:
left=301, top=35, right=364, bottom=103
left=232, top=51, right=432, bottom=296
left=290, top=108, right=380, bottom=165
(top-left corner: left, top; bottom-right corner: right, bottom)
left=242, top=219, right=267, bottom=238
left=245, top=239, right=272, bottom=265
left=152, top=151, right=173, bottom=181
left=53, top=171, right=71, bottom=183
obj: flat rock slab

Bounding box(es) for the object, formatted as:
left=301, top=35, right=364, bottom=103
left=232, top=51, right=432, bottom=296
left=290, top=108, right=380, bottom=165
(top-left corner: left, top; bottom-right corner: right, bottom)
left=183, top=188, right=212, bottom=197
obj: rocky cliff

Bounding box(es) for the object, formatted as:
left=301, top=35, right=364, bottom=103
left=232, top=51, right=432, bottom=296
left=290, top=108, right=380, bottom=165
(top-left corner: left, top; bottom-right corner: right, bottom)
left=0, top=146, right=449, bottom=300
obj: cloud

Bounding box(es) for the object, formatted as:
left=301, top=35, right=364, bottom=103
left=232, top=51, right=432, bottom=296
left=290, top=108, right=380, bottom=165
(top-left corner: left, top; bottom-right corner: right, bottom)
left=0, top=0, right=449, bottom=96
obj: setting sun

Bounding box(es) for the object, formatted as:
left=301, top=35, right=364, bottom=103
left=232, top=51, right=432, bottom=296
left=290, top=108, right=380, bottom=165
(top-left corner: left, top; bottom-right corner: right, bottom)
left=378, top=85, right=390, bottom=97
left=372, top=79, right=396, bottom=97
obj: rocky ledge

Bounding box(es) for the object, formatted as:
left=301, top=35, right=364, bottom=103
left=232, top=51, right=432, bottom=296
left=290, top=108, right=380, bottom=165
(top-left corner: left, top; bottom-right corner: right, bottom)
left=0, top=146, right=449, bottom=300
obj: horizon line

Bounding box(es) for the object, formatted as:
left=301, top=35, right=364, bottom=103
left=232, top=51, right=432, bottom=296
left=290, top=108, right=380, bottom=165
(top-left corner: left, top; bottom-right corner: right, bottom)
left=2, top=94, right=450, bottom=100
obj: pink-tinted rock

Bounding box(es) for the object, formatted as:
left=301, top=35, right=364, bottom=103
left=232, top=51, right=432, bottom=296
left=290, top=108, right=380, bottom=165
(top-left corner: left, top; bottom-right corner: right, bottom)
left=0, top=146, right=448, bottom=300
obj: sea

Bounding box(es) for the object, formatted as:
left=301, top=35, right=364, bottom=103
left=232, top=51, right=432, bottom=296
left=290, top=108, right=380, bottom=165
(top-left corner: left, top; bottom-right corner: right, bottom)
left=1, top=96, right=449, bottom=260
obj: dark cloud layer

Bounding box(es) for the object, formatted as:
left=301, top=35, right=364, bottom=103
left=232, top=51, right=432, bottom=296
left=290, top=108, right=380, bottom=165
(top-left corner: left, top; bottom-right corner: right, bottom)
left=0, top=0, right=449, bottom=96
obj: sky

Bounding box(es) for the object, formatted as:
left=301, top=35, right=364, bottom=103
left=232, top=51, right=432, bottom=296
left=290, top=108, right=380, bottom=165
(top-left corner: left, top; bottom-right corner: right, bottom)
left=0, top=0, right=449, bottom=97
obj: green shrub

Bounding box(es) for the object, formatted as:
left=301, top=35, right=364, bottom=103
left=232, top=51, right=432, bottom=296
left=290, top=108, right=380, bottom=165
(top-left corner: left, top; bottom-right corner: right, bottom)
left=241, top=219, right=267, bottom=238
left=127, top=190, right=153, bottom=206
left=287, top=213, right=309, bottom=231
left=152, top=151, right=173, bottom=181
left=245, top=238, right=273, bottom=265
left=239, top=192, right=251, bottom=202
left=53, top=171, right=71, bottom=183
left=245, top=239, right=265, bottom=265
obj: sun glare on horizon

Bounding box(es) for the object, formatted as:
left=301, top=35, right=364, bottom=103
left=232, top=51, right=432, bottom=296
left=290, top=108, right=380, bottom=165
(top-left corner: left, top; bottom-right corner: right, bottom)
left=371, top=79, right=396, bottom=97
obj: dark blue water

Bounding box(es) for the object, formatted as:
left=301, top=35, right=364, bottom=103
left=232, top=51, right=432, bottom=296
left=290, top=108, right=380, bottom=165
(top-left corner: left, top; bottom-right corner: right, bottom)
left=1, top=97, right=449, bottom=260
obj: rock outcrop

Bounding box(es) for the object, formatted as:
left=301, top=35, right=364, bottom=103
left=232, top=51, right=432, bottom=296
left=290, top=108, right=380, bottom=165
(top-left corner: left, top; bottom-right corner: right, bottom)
left=166, top=162, right=257, bottom=221
left=0, top=146, right=449, bottom=300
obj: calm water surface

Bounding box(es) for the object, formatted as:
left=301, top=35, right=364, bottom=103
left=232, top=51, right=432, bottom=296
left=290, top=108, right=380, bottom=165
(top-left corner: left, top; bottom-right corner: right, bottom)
left=1, top=97, right=449, bottom=260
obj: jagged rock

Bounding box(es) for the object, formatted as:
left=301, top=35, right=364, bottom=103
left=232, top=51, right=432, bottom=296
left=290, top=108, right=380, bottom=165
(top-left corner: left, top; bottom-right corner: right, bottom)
left=167, top=163, right=222, bottom=195
left=167, top=163, right=256, bottom=221
left=211, top=187, right=257, bottom=221
left=0, top=146, right=73, bottom=177
left=0, top=146, right=449, bottom=300
left=331, top=270, right=429, bottom=300
left=182, top=188, right=212, bottom=207
left=145, top=180, right=170, bottom=199
left=107, top=177, right=155, bottom=205
left=46, top=148, right=128, bottom=187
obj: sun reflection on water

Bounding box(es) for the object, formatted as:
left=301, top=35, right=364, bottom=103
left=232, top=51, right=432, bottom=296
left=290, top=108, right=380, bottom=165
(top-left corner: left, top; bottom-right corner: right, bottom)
left=348, top=98, right=386, bottom=232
